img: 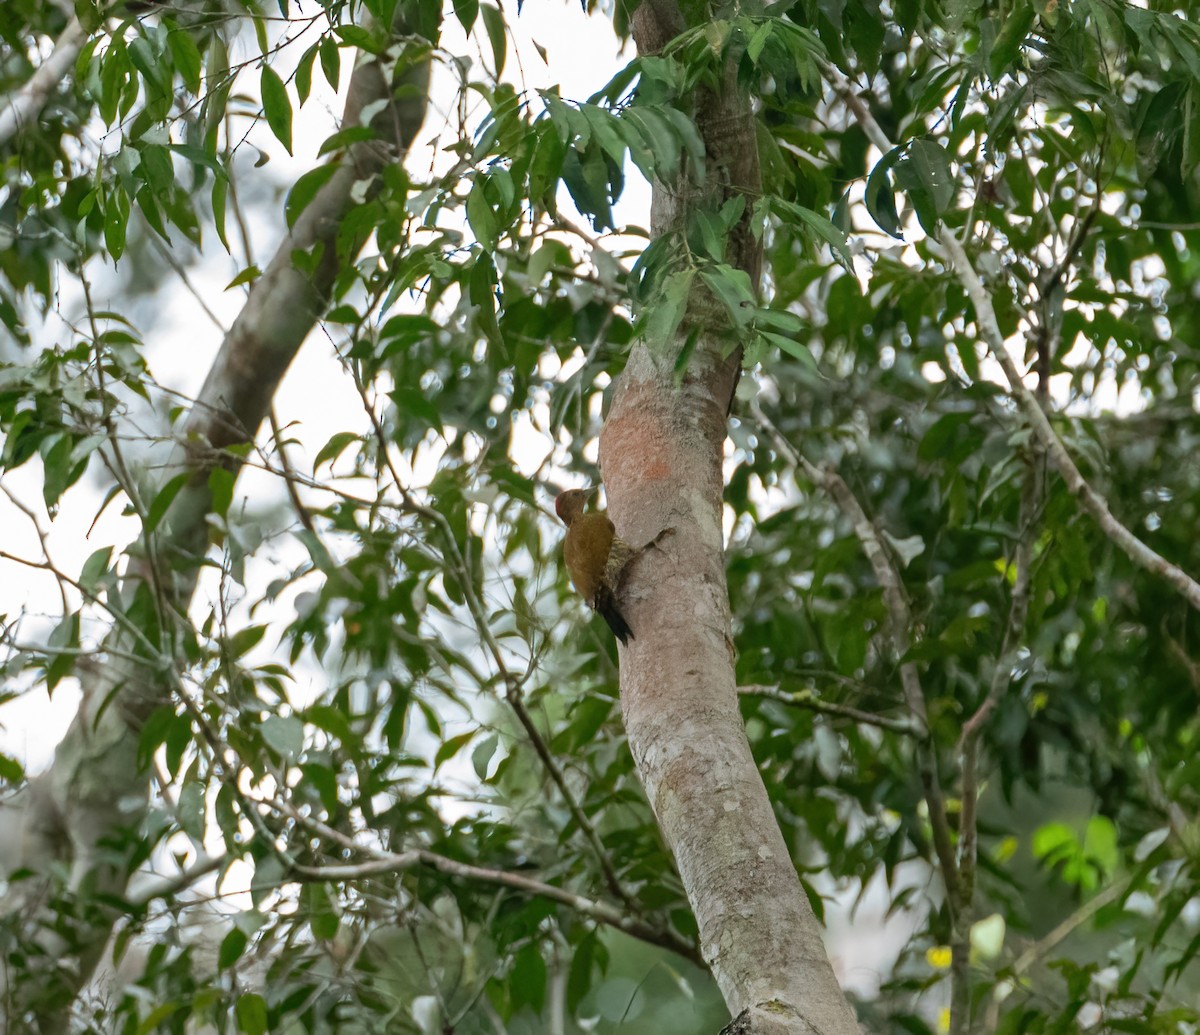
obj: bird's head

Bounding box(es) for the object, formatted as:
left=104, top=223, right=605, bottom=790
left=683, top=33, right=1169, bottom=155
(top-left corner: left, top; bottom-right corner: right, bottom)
left=554, top=486, right=597, bottom=525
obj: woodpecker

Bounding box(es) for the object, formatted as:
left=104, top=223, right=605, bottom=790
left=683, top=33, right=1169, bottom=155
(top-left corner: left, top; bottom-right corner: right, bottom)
left=555, top=487, right=636, bottom=645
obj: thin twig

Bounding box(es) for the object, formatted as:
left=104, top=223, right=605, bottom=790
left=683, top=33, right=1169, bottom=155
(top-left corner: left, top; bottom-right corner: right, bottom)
left=276, top=802, right=700, bottom=965
left=268, top=408, right=318, bottom=536
left=1009, top=876, right=1131, bottom=977
left=1166, top=636, right=1200, bottom=694
left=737, top=683, right=917, bottom=734
left=144, top=226, right=229, bottom=334
left=0, top=482, right=70, bottom=616
left=289, top=847, right=702, bottom=964
left=0, top=550, right=166, bottom=665
left=128, top=854, right=229, bottom=908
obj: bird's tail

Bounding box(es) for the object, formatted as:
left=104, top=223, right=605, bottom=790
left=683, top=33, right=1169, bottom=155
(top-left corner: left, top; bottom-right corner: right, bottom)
left=594, top=585, right=634, bottom=646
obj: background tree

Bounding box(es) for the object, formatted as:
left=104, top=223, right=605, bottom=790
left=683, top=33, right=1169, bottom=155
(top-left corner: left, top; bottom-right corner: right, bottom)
left=1, top=0, right=1199, bottom=1033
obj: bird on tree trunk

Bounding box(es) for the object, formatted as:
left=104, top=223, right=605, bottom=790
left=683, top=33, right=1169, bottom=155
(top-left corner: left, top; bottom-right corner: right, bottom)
left=555, top=487, right=637, bottom=645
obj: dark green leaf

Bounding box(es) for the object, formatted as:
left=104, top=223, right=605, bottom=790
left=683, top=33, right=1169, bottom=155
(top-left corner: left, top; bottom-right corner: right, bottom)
left=480, top=4, right=506, bottom=76
left=260, top=66, right=293, bottom=155
left=146, top=472, right=190, bottom=534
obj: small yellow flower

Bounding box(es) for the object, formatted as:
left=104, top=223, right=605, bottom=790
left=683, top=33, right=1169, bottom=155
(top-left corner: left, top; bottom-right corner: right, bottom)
left=938, top=1006, right=951, bottom=1033
left=926, top=946, right=952, bottom=970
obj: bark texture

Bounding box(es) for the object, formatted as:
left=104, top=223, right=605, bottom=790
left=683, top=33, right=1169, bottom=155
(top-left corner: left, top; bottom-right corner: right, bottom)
left=0, top=27, right=428, bottom=1030
left=598, top=4, right=859, bottom=1032
left=0, top=15, right=87, bottom=148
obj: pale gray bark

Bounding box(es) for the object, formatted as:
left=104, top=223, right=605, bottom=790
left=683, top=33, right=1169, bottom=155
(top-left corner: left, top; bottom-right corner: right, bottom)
left=0, top=16, right=87, bottom=149
left=0, top=26, right=428, bottom=1031
left=599, top=3, right=860, bottom=1033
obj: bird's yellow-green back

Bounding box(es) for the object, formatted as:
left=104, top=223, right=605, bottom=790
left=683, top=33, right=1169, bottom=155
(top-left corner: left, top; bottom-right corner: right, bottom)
left=563, top=512, right=616, bottom=603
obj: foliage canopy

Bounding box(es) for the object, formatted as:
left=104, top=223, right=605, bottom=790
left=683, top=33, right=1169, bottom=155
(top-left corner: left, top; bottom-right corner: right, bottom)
left=1, top=0, right=1199, bottom=1031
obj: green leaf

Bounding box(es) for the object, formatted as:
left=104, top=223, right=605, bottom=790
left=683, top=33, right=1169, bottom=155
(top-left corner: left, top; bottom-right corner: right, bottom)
left=177, top=779, right=205, bottom=841
left=260, top=66, right=293, bottom=155
left=453, top=0, right=479, bottom=34
left=1184, top=86, right=1200, bottom=179
left=333, top=25, right=376, bottom=50
left=79, top=547, right=113, bottom=592
left=209, top=466, right=234, bottom=519
left=471, top=732, right=498, bottom=780
left=782, top=201, right=854, bottom=271
left=988, top=1, right=1035, bottom=81
left=212, top=176, right=230, bottom=250
left=434, top=730, right=475, bottom=769
left=260, top=715, right=305, bottom=760
left=1032, top=822, right=1076, bottom=862
left=389, top=386, right=444, bottom=433
left=295, top=42, right=317, bottom=105
left=128, top=35, right=170, bottom=104
left=758, top=330, right=821, bottom=380
left=895, top=139, right=955, bottom=233
left=658, top=106, right=706, bottom=182
left=560, top=144, right=616, bottom=230
left=317, top=126, right=375, bottom=156
left=641, top=269, right=694, bottom=349
left=285, top=164, right=337, bottom=228
left=528, top=122, right=566, bottom=207
left=229, top=624, right=267, bottom=659
left=252, top=12, right=269, bottom=55
left=866, top=146, right=904, bottom=238
left=104, top=188, right=129, bottom=260
left=747, top=20, right=774, bottom=64
left=1083, top=815, right=1118, bottom=877
left=136, top=1003, right=186, bottom=1034
left=138, top=706, right=178, bottom=771
left=466, top=177, right=499, bottom=250
left=480, top=4, right=506, bottom=76
left=313, top=431, right=361, bottom=471
left=320, top=37, right=341, bottom=90
left=303, top=882, right=339, bottom=940
left=909, top=139, right=955, bottom=212
left=224, top=265, right=262, bottom=291
left=0, top=753, right=26, bottom=784
left=236, top=992, right=268, bottom=1035
left=511, top=944, right=548, bottom=1012
left=166, top=22, right=203, bottom=94
left=146, top=472, right=190, bottom=534
left=624, top=108, right=681, bottom=183
left=698, top=265, right=755, bottom=329
left=567, top=932, right=597, bottom=1010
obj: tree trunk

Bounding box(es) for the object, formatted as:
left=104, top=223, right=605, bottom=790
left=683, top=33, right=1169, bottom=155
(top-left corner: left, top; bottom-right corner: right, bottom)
left=599, top=4, right=859, bottom=1032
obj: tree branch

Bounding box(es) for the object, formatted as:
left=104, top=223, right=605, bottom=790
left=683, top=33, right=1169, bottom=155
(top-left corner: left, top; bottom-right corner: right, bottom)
left=823, top=61, right=1200, bottom=614
left=751, top=403, right=962, bottom=909
left=290, top=848, right=702, bottom=965
left=0, top=20, right=431, bottom=1026
left=0, top=16, right=88, bottom=149
left=737, top=683, right=917, bottom=734
left=1009, top=876, right=1131, bottom=977
left=274, top=801, right=700, bottom=964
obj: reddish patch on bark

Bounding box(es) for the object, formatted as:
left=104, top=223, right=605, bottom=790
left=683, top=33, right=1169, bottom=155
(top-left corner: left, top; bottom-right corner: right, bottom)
left=602, top=387, right=675, bottom=491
